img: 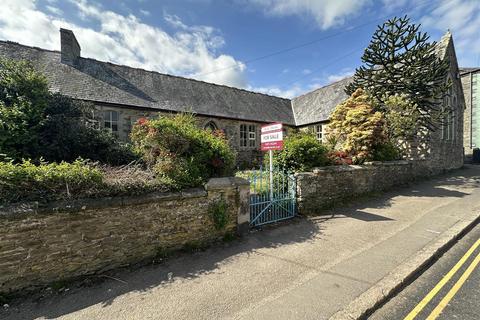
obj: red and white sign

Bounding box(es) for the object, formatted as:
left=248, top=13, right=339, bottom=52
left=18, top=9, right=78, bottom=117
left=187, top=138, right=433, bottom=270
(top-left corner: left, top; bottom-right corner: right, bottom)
left=261, top=123, right=284, bottom=151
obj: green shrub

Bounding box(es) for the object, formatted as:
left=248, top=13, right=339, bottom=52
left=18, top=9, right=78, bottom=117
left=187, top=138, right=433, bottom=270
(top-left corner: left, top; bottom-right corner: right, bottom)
left=36, top=94, right=139, bottom=166
left=269, top=132, right=329, bottom=172
left=131, top=113, right=235, bottom=189
left=0, top=159, right=104, bottom=204
left=0, top=58, right=49, bottom=159
left=372, top=142, right=400, bottom=161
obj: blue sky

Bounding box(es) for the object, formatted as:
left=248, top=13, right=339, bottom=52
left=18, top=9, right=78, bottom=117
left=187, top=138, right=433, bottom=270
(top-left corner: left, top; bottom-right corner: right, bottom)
left=1, top=0, right=479, bottom=98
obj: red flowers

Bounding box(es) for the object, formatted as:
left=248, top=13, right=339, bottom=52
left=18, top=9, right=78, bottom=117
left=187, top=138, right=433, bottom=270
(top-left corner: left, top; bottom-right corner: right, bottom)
left=328, top=150, right=353, bottom=165
left=137, top=117, right=148, bottom=126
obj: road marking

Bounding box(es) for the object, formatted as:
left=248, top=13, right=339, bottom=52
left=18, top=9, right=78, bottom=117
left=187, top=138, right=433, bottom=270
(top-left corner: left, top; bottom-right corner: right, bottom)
left=403, top=238, right=480, bottom=320
left=426, top=251, right=480, bottom=319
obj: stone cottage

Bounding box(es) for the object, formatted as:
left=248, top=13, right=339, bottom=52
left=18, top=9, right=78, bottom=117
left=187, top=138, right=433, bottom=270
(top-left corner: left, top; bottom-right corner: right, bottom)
left=0, top=29, right=465, bottom=169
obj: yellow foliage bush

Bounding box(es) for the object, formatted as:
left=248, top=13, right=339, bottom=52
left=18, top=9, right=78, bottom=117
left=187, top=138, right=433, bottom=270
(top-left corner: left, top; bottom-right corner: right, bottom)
left=329, top=89, right=388, bottom=163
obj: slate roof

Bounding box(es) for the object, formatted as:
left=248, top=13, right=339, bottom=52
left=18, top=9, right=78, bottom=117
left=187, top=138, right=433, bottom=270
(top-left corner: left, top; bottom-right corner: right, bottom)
left=0, top=40, right=295, bottom=125
left=291, top=77, right=352, bottom=126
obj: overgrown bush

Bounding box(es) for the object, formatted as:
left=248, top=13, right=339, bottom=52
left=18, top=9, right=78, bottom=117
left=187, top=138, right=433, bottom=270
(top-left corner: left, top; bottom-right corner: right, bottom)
left=269, top=132, right=329, bottom=172
left=0, top=58, right=138, bottom=165
left=0, top=160, right=170, bottom=205
left=0, top=159, right=103, bottom=204
left=40, top=96, right=138, bottom=165
left=131, top=114, right=235, bottom=189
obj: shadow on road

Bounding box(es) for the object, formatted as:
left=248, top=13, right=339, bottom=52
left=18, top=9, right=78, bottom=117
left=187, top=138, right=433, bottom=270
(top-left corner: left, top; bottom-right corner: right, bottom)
left=2, top=217, right=322, bottom=320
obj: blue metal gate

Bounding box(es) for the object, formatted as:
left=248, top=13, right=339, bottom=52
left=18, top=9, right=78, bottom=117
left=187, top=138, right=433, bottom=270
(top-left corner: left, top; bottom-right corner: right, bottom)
left=247, top=167, right=297, bottom=227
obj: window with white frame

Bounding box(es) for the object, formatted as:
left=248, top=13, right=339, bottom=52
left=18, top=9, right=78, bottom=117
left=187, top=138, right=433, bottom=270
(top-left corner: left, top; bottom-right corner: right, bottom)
left=104, top=110, right=119, bottom=133
left=315, top=124, right=324, bottom=141
left=240, top=124, right=256, bottom=148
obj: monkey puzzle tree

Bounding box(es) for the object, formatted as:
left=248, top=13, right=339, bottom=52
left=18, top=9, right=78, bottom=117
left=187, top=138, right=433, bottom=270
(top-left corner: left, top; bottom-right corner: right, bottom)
left=346, top=15, right=450, bottom=131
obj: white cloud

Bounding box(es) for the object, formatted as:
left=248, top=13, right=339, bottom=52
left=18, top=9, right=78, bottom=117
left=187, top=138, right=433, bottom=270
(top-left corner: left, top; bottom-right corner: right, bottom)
left=302, top=68, right=311, bottom=75
left=0, top=0, right=247, bottom=88
left=420, top=0, right=480, bottom=66
left=244, top=0, right=371, bottom=29
left=46, top=5, right=62, bottom=15
left=249, top=85, right=306, bottom=99
left=139, top=9, right=150, bottom=16
left=326, top=68, right=354, bottom=83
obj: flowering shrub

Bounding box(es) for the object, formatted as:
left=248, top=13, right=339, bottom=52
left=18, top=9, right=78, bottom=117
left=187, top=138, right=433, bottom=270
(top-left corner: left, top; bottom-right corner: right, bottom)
left=131, top=114, right=235, bottom=189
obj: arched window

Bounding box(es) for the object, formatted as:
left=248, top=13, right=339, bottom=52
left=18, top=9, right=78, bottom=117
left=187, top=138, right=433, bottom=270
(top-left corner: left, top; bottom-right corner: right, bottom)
left=204, top=121, right=218, bottom=131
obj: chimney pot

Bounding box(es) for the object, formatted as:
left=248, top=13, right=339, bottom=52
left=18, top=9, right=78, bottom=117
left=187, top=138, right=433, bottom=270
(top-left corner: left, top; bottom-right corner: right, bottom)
left=60, top=28, right=81, bottom=65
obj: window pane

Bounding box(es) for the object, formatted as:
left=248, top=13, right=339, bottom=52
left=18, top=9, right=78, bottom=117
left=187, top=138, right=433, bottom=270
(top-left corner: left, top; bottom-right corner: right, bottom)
left=111, top=111, right=119, bottom=121
left=112, top=124, right=118, bottom=132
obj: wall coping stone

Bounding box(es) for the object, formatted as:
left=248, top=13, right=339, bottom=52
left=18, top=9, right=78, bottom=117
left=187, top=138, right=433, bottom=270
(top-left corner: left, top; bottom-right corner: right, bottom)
left=296, top=160, right=417, bottom=177
left=205, top=177, right=250, bottom=191
left=0, top=188, right=207, bottom=218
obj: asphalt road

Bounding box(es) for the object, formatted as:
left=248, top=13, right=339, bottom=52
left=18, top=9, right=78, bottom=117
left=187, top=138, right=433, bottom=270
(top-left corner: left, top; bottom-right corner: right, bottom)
left=369, top=222, right=480, bottom=320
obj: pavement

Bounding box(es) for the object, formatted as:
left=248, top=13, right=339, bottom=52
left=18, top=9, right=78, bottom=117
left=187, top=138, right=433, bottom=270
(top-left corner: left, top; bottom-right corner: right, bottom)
left=2, top=165, right=480, bottom=320
left=369, top=222, right=480, bottom=319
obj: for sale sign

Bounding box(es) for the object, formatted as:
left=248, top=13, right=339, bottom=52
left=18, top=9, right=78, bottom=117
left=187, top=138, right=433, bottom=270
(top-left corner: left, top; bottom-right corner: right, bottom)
left=261, top=123, right=284, bottom=151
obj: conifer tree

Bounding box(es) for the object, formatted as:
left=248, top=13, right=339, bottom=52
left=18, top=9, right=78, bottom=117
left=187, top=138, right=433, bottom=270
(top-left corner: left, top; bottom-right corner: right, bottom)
left=346, top=16, right=450, bottom=131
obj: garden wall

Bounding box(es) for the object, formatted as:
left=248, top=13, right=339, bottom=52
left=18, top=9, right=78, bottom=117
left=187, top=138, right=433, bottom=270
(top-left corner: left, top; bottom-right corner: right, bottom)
left=0, top=177, right=249, bottom=294
left=295, top=160, right=445, bottom=215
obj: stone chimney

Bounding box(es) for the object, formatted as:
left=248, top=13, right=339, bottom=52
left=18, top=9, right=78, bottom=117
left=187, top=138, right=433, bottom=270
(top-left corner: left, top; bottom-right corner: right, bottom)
left=60, top=28, right=81, bottom=65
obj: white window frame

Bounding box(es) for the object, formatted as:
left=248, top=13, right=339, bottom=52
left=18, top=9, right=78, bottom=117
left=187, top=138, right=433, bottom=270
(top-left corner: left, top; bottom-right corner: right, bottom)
left=248, top=124, right=256, bottom=147
left=315, top=124, right=323, bottom=141
left=104, top=110, right=119, bottom=133
left=240, top=124, right=256, bottom=148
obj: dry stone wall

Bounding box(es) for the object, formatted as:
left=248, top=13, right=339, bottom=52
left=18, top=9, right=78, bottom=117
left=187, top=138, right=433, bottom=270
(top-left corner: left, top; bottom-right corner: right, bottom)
left=0, top=177, right=249, bottom=294
left=295, top=160, right=451, bottom=215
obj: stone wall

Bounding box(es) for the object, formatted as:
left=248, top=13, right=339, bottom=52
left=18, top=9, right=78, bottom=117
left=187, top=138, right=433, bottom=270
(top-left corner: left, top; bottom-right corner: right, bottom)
left=295, top=160, right=445, bottom=215
left=0, top=177, right=249, bottom=294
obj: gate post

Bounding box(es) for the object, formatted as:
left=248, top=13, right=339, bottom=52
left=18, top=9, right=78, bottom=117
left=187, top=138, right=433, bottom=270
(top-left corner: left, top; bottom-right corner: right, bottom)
left=234, top=177, right=251, bottom=235
left=205, top=177, right=250, bottom=235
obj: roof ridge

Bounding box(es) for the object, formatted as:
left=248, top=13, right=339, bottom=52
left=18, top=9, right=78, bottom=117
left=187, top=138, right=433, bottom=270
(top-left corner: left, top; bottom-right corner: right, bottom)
left=0, top=39, right=61, bottom=55
left=0, top=39, right=291, bottom=102
left=293, top=76, right=352, bottom=100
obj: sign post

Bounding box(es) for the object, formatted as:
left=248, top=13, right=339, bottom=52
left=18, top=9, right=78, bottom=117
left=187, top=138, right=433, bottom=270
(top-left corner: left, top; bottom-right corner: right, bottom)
left=261, top=123, right=284, bottom=200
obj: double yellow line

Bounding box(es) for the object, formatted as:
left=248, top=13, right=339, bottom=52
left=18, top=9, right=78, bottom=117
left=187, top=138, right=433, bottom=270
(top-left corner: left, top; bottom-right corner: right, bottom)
left=404, top=238, right=480, bottom=320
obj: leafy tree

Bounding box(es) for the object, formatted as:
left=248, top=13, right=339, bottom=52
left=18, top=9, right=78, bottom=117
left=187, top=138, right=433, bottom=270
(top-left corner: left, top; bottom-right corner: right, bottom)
left=329, top=89, right=388, bottom=163
left=0, top=57, right=138, bottom=164
left=0, top=58, right=49, bottom=158
left=346, top=16, right=450, bottom=131
left=383, top=94, right=421, bottom=142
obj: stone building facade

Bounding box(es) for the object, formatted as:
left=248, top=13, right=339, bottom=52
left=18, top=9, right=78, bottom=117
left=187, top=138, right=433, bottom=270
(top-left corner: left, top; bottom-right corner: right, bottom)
left=460, top=68, right=480, bottom=158
left=0, top=29, right=466, bottom=169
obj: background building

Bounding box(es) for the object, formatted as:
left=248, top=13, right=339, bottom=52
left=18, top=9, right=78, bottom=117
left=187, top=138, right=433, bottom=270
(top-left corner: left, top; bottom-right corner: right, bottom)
left=461, top=67, right=480, bottom=160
